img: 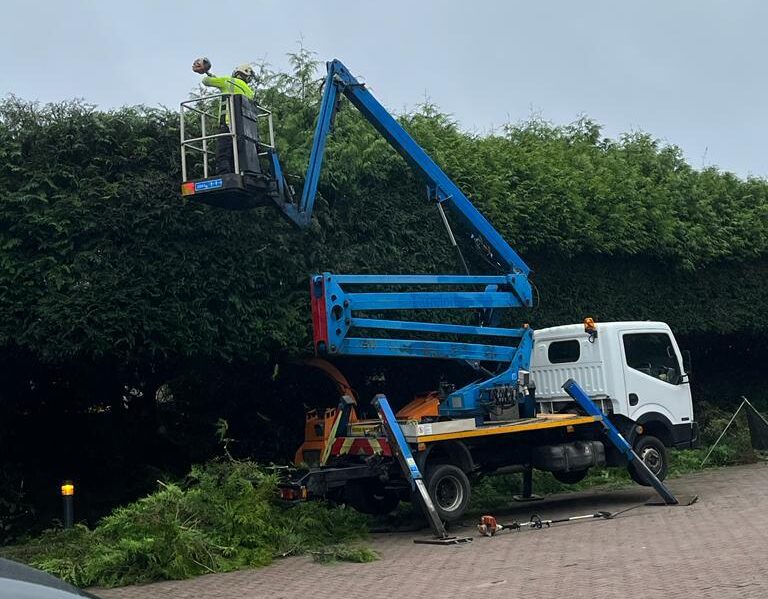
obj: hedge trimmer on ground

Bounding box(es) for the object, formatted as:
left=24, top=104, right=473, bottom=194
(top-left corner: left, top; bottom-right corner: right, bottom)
left=477, top=511, right=613, bottom=537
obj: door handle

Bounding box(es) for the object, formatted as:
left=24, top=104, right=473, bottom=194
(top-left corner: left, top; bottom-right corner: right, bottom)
left=629, top=393, right=639, bottom=406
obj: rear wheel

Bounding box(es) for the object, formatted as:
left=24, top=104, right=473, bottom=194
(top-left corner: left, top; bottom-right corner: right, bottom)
left=552, top=469, right=589, bottom=485
left=426, top=464, right=471, bottom=522
left=344, top=480, right=400, bottom=515
left=629, top=435, right=668, bottom=486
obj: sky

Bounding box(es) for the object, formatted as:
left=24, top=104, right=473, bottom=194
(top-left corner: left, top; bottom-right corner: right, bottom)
left=2, top=0, right=766, bottom=178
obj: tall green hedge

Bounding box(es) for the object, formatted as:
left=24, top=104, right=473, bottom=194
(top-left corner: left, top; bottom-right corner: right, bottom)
left=2, top=62, right=767, bottom=367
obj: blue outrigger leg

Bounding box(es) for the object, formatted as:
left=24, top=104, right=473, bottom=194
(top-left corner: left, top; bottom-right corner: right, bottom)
left=372, top=394, right=471, bottom=544
left=562, top=378, right=678, bottom=505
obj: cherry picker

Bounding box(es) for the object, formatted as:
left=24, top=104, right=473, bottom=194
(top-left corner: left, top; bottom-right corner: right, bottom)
left=179, top=59, right=691, bottom=530
left=181, top=59, right=535, bottom=421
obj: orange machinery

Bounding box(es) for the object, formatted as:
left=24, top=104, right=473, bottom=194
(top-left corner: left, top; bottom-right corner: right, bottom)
left=294, top=358, right=440, bottom=465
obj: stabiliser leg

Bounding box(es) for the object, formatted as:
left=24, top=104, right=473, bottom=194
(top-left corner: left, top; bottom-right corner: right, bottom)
left=562, top=379, right=678, bottom=505
left=372, top=394, right=472, bottom=545
left=513, top=464, right=543, bottom=502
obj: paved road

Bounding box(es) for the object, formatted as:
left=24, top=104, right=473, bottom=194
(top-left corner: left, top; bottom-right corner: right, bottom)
left=95, top=463, right=768, bottom=599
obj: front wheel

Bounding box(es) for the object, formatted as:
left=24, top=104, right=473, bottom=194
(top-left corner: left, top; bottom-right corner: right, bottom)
left=629, top=435, right=668, bottom=486
left=426, top=464, right=471, bottom=522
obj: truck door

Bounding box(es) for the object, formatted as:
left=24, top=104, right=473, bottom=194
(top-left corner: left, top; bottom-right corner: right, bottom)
left=620, top=329, right=692, bottom=424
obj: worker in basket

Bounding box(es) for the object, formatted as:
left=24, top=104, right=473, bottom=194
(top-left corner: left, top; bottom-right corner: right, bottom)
left=192, top=57, right=255, bottom=174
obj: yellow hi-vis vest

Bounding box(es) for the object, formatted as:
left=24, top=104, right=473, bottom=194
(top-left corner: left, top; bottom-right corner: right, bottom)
left=201, top=75, right=255, bottom=124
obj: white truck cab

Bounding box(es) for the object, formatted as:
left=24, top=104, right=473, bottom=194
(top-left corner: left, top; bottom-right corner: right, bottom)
left=531, top=321, right=697, bottom=449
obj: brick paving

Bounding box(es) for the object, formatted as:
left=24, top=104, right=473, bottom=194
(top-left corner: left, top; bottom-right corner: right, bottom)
left=94, top=463, right=768, bottom=599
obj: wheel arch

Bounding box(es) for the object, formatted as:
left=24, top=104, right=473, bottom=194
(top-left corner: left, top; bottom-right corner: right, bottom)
left=635, top=412, right=675, bottom=447
left=417, top=440, right=474, bottom=474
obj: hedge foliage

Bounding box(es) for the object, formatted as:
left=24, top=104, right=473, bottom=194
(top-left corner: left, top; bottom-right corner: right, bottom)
left=1, top=49, right=767, bottom=367
left=0, top=49, right=766, bottom=472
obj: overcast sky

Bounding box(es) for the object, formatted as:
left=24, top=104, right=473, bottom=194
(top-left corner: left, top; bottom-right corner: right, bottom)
left=2, top=0, right=766, bottom=177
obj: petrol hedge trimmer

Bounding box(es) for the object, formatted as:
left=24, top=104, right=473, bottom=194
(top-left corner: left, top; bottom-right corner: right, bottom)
left=477, top=511, right=613, bottom=537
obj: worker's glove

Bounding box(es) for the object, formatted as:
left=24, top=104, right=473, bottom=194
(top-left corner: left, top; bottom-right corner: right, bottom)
left=192, top=57, right=211, bottom=74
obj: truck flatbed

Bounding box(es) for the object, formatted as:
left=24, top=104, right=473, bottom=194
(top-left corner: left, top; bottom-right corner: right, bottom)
left=329, top=413, right=602, bottom=459
left=407, top=414, right=601, bottom=443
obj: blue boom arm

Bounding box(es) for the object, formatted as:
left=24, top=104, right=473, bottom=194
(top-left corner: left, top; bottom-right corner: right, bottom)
left=289, top=60, right=535, bottom=419
left=280, top=60, right=529, bottom=277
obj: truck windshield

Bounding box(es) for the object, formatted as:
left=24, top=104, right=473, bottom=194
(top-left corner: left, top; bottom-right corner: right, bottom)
left=623, top=333, right=683, bottom=385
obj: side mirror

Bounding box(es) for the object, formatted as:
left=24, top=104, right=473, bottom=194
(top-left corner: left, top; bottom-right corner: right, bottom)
left=681, top=349, right=692, bottom=376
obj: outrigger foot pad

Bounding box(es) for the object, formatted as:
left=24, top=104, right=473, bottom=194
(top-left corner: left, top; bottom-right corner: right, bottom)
left=646, top=493, right=699, bottom=506
left=513, top=494, right=544, bottom=502
left=414, top=535, right=473, bottom=545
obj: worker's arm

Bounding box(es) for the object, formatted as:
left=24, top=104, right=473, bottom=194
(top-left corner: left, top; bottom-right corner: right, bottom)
left=200, top=75, right=229, bottom=92
left=203, top=76, right=255, bottom=100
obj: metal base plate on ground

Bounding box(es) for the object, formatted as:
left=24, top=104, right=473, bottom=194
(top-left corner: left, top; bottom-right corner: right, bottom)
left=645, top=494, right=699, bottom=506
left=413, top=536, right=473, bottom=545
left=513, top=494, right=544, bottom=502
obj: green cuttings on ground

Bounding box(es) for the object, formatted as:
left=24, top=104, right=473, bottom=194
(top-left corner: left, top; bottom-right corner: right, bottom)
left=310, top=545, right=378, bottom=564
left=4, top=401, right=763, bottom=588
left=0, top=460, right=373, bottom=588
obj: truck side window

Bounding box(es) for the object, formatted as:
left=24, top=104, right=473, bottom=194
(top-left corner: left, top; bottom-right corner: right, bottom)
left=623, top=333, right=682, bottom=385
left=548, top=340, right=580, bottom=364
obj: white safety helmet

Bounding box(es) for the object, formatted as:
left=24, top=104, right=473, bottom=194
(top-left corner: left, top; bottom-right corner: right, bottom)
left=232, top=64, right=255, bottom=81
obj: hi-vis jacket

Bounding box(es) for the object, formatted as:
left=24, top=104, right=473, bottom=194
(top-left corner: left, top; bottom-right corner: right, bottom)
left=201, top=75, right=255, bottom=124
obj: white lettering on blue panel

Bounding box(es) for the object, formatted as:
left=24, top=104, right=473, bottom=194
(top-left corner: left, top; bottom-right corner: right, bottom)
left=195, top=178, right=223, bottom=192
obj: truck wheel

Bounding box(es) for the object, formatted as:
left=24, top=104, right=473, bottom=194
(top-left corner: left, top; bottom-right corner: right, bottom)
left=552, top=469, right=589, bottom=485
left=629, top=435, right=668, bottom=486
left=344, top=480, right=400, bottom=515
left=426, top=464, right=471, bottom=522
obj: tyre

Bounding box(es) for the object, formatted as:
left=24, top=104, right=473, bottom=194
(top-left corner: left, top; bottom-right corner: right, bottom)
left=344, top=480, right=400, bottom=515
left=628, top=435, right=668, bottom=486
left=552, top=469, right=589, bottom=485
left=426, top=464, right=471, bottom=522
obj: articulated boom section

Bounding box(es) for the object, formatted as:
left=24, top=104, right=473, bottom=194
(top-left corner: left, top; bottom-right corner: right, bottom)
left=180, top=58, right=537, bottom=420
left=311, top=273, right=535, bottom=418
left=296, top=60, right=537, bottom=419
left=287, top=60, right=530, bottom=277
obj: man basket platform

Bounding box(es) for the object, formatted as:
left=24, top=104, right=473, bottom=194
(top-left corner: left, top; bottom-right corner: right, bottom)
left=180, top=64, right=293, bottom=211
